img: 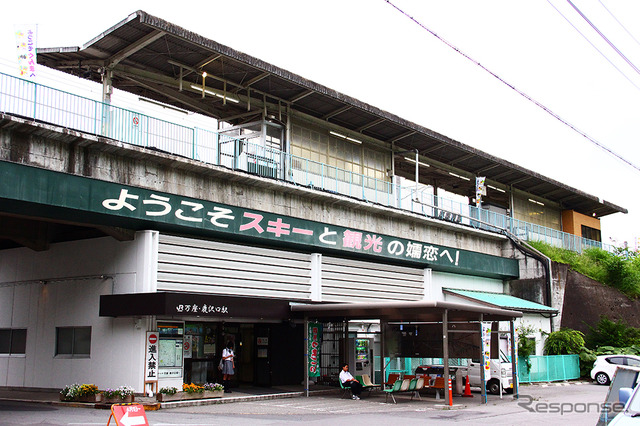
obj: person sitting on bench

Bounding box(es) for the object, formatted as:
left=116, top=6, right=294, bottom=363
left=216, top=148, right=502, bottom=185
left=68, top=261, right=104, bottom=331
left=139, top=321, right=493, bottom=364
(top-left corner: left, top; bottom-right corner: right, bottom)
left=339, top=363, right=363, bottom=400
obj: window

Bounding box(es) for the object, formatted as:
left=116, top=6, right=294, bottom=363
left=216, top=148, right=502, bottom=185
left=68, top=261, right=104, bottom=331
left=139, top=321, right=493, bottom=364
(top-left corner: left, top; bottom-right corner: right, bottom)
left=607, top=356, right=625, bottom=365
left=626, top=358, right=640, bottom=367
left=581, top=225, right=601, bottom=242
left=55, top=327, right=91, bottom=357
left=0, top=329, right=27, bottom=355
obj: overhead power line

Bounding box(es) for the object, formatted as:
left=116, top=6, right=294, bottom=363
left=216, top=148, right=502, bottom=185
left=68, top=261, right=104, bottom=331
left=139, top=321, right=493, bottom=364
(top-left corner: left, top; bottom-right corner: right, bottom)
left=546, top=0, right=640, bottom=91
left=383, top=0, right=640, bottom=173
left=597, top=0, right=640, bottom=49
left=566, top=0, right=640, bottom=77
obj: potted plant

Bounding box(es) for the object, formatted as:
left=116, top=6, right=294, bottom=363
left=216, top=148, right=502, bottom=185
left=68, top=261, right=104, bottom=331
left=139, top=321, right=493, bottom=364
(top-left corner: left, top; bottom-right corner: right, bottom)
left=102, top=386, right=135, bottom=403
left=156, top=386, right=179, bottom=402
left=60, top=383, right=102, bottom=403
left=203, top=382, right=224, bottom=398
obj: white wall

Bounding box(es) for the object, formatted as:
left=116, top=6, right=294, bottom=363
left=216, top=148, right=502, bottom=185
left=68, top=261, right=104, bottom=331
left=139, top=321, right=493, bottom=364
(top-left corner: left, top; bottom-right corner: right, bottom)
left=0, top=233, right=153, bottom=391
left=432, top=271, right=504, bottom=300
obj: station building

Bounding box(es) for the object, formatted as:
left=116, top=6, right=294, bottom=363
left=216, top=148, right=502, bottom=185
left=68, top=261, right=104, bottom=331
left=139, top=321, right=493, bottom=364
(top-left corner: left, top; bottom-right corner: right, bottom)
left=0, top=11, right=625, bottom=393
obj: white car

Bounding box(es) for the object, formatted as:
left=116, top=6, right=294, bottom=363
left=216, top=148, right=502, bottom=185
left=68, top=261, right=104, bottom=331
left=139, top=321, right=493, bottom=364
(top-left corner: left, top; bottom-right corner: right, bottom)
left=591, top=355, right=640, bottom=385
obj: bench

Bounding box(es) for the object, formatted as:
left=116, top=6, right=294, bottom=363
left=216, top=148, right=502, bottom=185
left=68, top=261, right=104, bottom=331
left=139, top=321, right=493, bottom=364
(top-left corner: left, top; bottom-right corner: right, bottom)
left=383, top=377, right=425, bottom=403
left=358, top=374, right=381, bottom=393
left=429, top=377, right=446, bottom=400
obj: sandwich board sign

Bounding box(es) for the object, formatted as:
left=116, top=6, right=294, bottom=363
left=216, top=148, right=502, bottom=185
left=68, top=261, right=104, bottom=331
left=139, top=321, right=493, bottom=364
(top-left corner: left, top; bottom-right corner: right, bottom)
left=108, top=403, right=149, bottom=426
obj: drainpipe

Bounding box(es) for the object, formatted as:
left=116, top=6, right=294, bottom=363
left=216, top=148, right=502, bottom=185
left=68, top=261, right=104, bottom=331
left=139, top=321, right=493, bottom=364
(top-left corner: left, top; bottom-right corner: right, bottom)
left=503, top=232, right=555, bottom=332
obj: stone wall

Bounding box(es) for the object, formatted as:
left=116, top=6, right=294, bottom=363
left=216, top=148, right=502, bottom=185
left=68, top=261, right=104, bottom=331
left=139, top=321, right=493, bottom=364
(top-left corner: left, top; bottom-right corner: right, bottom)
left=559, top=263, right=640, bottom=333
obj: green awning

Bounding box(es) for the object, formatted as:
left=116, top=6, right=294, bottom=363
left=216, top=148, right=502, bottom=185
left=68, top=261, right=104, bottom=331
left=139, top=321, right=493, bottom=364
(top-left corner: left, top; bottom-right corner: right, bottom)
left=443, top=288, right=557, bottom=314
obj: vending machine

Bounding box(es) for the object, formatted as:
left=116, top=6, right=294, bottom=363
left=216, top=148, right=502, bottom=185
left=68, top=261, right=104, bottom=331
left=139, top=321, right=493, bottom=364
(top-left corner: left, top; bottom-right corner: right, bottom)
left=347, top=338, right=373, bottom=378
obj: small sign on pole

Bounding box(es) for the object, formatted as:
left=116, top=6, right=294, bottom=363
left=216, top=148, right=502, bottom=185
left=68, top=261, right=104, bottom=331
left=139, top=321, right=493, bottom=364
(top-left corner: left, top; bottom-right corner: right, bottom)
left=107, top=403, right=149, bottom=426
left=144, top=332, right=159, bottom=395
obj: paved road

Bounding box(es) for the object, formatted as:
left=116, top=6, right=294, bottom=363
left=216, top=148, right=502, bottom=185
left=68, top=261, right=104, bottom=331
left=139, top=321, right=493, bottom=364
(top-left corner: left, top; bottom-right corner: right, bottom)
left=0, top=382, right=611, bottom=425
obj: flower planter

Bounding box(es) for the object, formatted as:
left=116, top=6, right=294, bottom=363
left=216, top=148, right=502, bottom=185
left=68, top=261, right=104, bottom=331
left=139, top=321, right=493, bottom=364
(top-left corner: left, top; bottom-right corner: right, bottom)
left=60, top=394, right=103, bottom=403
left=203, top=390, right=224, bottom=398
left=103, top=394, right=135, bottom=404
left=156, top=390, right=223, bottom=402
left=156, top=391, right=197, bottom=402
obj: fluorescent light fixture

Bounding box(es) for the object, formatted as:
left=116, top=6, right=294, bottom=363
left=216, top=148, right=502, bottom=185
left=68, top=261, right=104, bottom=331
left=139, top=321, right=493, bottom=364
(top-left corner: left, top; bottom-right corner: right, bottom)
left=448, top=172, right=471, bottom=181
left=487, top=184, right=506, bottom=193
left=404, top=157, right=430, bottom=167
left=528, top=198, right=545, bottom=206
left=329, top=130, right=362, bottom=144
left=190, top=84, right=239, bottom=103
left=138, top=97, right=189, bottom=114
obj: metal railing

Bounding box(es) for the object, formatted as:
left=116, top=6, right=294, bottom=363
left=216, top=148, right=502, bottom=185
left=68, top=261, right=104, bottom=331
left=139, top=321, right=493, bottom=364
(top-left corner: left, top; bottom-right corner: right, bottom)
left=518, top=355, right=580, bottom=383
left=0, top=71, right=611, bottom=254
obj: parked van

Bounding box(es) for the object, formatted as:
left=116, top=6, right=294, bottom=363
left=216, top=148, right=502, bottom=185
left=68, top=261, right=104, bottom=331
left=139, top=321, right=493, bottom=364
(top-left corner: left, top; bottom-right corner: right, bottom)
left=415, top=354, right=513, bottom=395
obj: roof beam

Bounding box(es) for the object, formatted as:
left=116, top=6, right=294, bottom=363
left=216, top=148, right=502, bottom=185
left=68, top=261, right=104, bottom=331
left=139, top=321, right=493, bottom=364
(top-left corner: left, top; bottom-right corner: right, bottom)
left=357, top=118, right=385, bottom=132
left=449, top=153, right=475, bottom=166
left=389, top=130, right=416, bottom=143
left=106, top=30, right=165, bottom=68
left=244, top=72, right=270, bottom=88
left=120, top=73, right=229, bottom=118
left=323, top=105, right=352, bottom=120
left=289, top=89, right=314, bottom=103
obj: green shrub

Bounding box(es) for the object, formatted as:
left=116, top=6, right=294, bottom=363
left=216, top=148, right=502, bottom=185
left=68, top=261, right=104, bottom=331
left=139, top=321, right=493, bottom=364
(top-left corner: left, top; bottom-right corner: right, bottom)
left=544, top=328, right=585, bottom=355
left=586, top=316, right=640, bottom=349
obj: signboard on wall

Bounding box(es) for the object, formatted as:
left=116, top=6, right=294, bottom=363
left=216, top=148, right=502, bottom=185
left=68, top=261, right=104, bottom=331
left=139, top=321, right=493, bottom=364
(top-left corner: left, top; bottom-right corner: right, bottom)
left=0, top=161, right=520, bottom=280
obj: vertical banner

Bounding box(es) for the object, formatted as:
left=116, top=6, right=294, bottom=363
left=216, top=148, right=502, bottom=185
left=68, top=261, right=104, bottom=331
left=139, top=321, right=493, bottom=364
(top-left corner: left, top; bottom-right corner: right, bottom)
left=15, top=26, right=37, bottom=79
left=145, top=331, right=159, bottom=383
left=481, top=322, right=492, bottom=374
left=307, top=322, right=322, bottom=378
left=475, top=176, right=486, bottom=208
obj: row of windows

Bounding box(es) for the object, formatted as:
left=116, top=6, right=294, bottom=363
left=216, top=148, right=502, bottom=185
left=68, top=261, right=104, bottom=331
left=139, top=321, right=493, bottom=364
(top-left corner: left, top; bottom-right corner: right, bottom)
left=0, top=327, right=91, bottom=357
left=291, top=123, right=390, bottom=183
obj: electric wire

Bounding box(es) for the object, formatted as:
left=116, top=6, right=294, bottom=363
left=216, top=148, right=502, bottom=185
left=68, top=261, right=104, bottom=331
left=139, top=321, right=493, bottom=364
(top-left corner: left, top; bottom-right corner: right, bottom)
left=597, top=0, right=640, bottom=49
left=384, top=0, right=640, bottom=173
left=546, top=0, right=640, bottom=91
left=566, top=0, right=640, bottom=76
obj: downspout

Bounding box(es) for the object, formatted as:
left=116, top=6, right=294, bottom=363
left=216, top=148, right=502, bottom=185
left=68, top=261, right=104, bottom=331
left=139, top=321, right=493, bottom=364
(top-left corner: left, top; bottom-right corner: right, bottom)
left=503, top=231, right=555, bottom=332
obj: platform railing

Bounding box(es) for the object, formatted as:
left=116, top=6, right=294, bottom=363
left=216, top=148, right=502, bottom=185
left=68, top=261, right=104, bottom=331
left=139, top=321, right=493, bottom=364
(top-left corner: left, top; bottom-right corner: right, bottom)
left=0, top=71, right=610, bottom=254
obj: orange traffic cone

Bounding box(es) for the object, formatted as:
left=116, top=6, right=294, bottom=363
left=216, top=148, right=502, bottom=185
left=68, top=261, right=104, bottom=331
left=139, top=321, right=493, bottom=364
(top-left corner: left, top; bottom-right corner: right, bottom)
left=463, top=375, right=473, bottom=397
left=447, top=378, right=453, bottom=406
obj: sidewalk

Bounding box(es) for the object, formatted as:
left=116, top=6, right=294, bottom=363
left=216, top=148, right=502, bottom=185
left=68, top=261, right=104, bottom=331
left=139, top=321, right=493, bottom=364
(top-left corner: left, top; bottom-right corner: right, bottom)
left=0, top=385, right=339, bottom=411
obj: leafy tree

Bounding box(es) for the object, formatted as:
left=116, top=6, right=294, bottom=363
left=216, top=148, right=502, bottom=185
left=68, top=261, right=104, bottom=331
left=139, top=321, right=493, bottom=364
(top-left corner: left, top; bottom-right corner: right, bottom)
left=544, top=328, right=585, bottom=355
left=586, top=316, right=640, bottom=349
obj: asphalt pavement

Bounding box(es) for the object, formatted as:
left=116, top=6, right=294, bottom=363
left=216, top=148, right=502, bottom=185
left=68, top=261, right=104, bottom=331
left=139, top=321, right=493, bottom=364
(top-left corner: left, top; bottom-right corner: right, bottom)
left=0, top=381, right=610, bottom=425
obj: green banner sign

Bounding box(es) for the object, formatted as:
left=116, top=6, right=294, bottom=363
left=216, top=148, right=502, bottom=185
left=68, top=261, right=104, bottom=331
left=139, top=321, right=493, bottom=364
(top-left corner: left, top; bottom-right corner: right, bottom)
left=308, top=322, right=322, bottom=377
left=0, top=160, right=519, bottom=279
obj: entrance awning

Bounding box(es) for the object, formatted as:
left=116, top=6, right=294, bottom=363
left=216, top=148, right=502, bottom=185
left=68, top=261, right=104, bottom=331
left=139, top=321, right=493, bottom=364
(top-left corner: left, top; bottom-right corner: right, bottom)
left=99, top=292, right=292, bottom=320
left=291, top=299, right=522, bottom=322
left=443, top=288, right=558, bottom=314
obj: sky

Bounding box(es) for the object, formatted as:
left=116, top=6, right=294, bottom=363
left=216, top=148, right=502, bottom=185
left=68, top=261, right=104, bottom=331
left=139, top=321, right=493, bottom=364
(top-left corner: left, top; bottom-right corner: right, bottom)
left=1, top=0, right=639, bottom=249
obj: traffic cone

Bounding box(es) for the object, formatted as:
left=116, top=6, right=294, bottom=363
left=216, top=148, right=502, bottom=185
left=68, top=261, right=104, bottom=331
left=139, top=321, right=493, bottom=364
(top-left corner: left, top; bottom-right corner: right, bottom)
left=463, top=375, right=473, bottom=397
left=448, top=378, right=453, bottom=406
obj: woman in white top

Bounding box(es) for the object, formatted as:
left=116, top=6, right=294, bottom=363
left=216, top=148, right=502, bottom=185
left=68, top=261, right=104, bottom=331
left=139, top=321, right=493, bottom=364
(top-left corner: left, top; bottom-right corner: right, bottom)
left=221, top=341, right=235, bottom=393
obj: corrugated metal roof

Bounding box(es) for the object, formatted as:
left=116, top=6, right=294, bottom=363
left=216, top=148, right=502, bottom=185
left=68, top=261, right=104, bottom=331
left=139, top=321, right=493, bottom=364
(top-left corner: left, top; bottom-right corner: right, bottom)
left=444, top=288, right=557, bottom=313
left=35, top=10, right=626, bottom=218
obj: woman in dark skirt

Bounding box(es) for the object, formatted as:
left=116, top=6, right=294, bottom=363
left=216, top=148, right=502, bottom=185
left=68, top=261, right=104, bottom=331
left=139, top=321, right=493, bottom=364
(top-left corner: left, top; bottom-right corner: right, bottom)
left=221, top=341, right=235, bottom=393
